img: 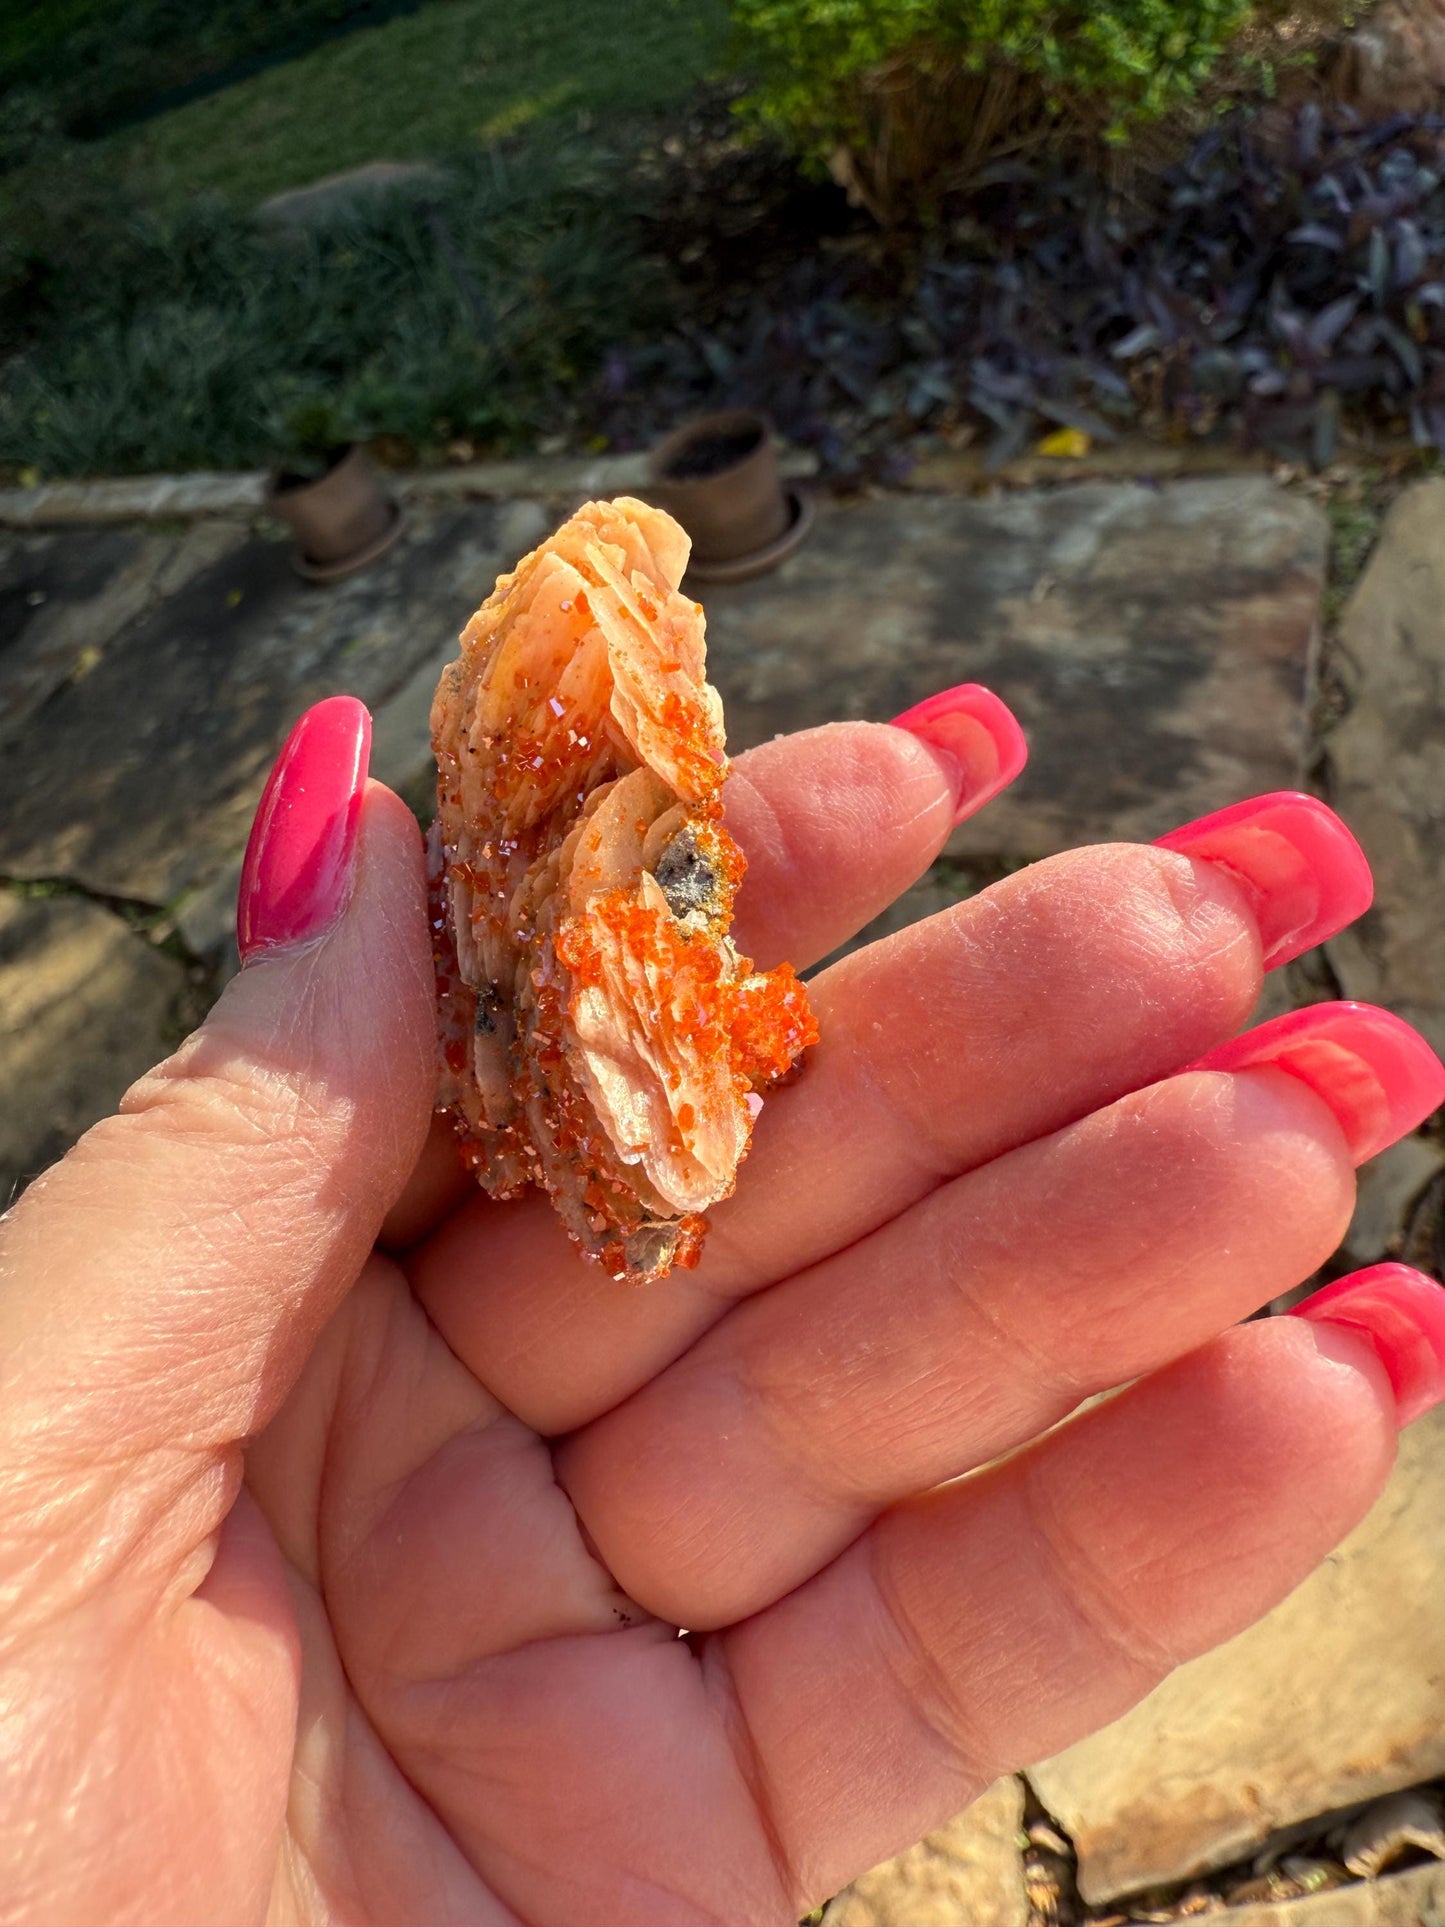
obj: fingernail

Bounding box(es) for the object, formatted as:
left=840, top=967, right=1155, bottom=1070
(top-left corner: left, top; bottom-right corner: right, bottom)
left=890, top=684, right=1028, bottom=827
left=1291, top=1264, right=1445, bottom=1426
left=1191, top=1002, right=1445, bottom=1165
left=237, top=696, right=371, bottom=963
left=1155, top=791, right=1372, bottom=971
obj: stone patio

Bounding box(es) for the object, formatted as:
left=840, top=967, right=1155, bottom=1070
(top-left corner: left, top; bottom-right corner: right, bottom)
left=1322, top=478, right=1445, bottom=1061
left=1, top=474, right=1331, bottom=1201
left=0, top=476, right=1327, bottom=906
left=0, top=498, right=555, bottom=907
left=4, top=472, right=1445, bottom=1924
left=0, top=891, right=204, bottom=1207
left=704, top=478, right=1327, bottom=857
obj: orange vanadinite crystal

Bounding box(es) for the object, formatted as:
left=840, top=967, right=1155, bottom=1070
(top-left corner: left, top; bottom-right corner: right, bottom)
left=727, top=963, right=820, bottom=1084
left=428, top=497, right=816, bottom=1281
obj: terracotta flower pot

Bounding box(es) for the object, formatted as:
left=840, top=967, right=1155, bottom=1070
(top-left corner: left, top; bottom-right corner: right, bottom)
left=267, top=444, right=402, bottom=582
left=649, top=410, right=812, bottom=582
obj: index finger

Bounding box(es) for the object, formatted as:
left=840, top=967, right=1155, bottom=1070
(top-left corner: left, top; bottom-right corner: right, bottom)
left=379, top=701, right=1023, bottom=1249
left=409, top=795, right=1373, bottom=1434
left=728, top=693, right=1026, bottom=969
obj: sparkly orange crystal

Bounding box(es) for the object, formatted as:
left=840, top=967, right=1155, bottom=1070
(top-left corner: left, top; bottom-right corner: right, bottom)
left=429, top=497, right=818, bottom=1281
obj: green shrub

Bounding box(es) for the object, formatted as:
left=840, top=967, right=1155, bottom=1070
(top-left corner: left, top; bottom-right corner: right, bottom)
left=730, top=0, right=1259, bottom=216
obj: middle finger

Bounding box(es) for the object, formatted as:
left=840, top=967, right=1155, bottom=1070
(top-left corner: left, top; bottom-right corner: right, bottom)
left=410, top=794, right=1372, bottom=1434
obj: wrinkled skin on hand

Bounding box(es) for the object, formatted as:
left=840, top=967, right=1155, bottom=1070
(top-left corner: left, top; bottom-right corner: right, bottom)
left=0, top=723, right=1397, bottom=1927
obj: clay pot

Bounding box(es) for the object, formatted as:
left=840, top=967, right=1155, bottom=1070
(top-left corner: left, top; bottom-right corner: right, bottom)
left=649, top=410, right=811, bottom=582
left=267, top=444, right=402, bottom=582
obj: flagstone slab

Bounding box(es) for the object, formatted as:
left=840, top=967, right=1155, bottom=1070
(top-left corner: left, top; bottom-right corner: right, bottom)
left=1220, top=1861, right=1445, bottom=1927
left=0, top=500, right=551, bottom=906
left=1030, top=1404, right=1445, bottom=1905
left=0, top=893, right=197, bottom=1204
left=700, top=478, right=1327, bottom=857
left=1323, top=477, right=1445, bottom=1060
left=821, top=1777, right=1029, bottom=1927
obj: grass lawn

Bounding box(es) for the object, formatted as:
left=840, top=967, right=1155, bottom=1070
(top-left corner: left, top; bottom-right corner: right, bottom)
left=0, top=0, right=111, bottom=73
left=1, top=0, right=736, bottom=475
left=108, top=0, right=730, bottom=207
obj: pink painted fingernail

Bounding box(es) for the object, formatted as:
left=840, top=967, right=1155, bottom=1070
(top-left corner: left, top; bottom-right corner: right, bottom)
left=1191, top=1002, right=1445, bottom=1165
left=890, top=684, right=1028, bottom=827
left=1155, top=792, right=1372, bottom=970
left=237, top=696, right=371, bottom=963
left=1291, top=1264, right=1445, bottom=1426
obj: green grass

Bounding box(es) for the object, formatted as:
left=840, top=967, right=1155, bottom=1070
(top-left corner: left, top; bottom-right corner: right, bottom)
left=1, top=1, right=449, bottom=144
left=107, top=0, right=729, bottom=207
left=1323, top=482, right=1386, bottom=630
left=0, top=0, right=112, bottom=76
left=0, top=0, right=733, bottom=476
left=0, top=136, right=665, bottom=475
left=1, top=0, right=412, bottom=175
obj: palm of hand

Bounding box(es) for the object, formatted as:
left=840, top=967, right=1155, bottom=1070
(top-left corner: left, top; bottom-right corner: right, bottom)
left=241, top=1252, right=787, bottom=1927
left=0, top=726, right=1405, bottom=1927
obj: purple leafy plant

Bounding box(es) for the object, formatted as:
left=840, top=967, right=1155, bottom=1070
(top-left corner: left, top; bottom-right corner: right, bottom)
left=585, top=105, right=1445, bottom=474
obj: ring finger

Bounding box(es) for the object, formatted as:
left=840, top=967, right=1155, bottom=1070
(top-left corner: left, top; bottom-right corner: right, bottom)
left=558, top=1004, right=1445, bottom=1627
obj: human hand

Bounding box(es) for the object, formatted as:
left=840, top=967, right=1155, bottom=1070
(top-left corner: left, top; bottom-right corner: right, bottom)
left=3, top=689, right=1444, bottom=1927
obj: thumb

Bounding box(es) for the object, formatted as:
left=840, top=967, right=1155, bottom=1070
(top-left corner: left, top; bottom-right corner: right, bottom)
left=0, top=698, right=434, bottom=1547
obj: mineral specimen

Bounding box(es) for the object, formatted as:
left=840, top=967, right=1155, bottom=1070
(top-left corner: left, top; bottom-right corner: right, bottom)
left=429, top=497, right=817, bottom=1280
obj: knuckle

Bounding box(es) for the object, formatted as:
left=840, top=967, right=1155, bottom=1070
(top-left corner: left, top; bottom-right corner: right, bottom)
left=119, top=1037, right=347, bottom=1188
left=1030, top=843, right=1261, bottom=1005
left=1136, top=843, right=1263, bottom=995
left=1141, top=1070, right=1355, bottom=1222
left=1020, top=1458, right=1183, bottom=1683
left=869, top=1537, right=1000, bottom=1779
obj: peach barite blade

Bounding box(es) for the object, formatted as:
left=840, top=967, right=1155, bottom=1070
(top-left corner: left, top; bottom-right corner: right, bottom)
left=428, top=497, right=817, bottom=1281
